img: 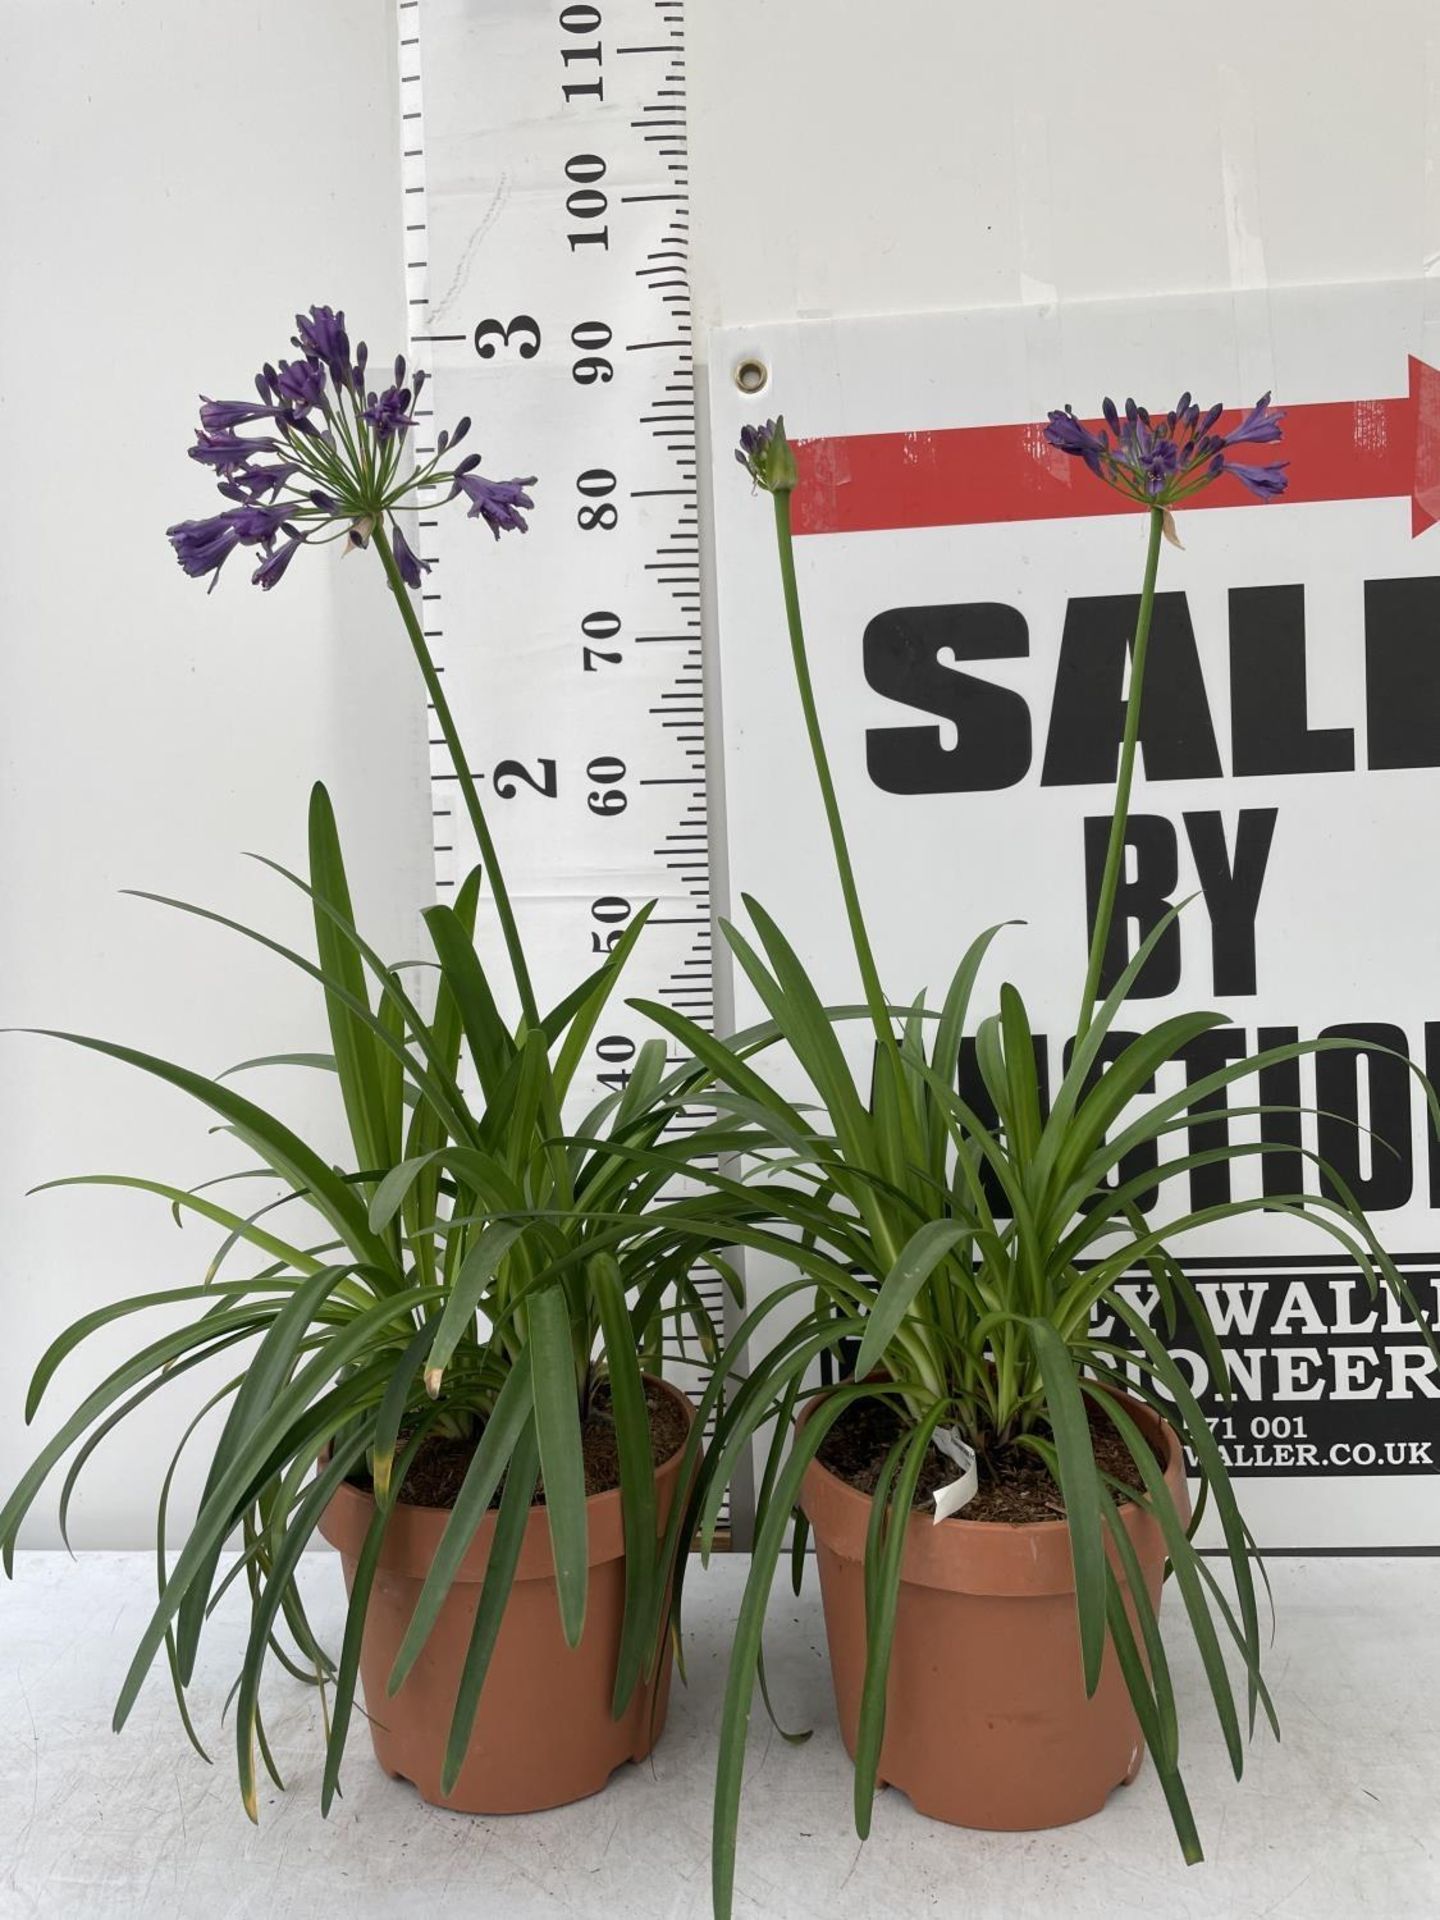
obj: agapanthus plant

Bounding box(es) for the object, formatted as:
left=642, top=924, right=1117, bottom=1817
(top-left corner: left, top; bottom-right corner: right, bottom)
left=665, top=412, right=1440, bottom=1918
left=2, top=305, right=765, bottom=1818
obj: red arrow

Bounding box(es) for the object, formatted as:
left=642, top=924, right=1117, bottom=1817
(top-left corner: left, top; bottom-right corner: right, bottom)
left=792, top=356, right=1440, bottom=540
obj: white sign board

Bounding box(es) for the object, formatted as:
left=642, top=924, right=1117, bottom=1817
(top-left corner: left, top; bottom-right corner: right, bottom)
left=708, top=280, right=1440, bottom=1551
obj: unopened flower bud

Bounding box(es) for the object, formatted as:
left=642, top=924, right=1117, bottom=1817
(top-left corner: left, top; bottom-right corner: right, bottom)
left=735, top=415, right=797, bottom=494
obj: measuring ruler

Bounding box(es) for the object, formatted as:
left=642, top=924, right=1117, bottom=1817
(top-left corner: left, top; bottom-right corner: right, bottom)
left=396, top=0, right=732, bottom=1517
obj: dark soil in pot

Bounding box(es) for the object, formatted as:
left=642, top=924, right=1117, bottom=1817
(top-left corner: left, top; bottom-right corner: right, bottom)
left=815, top=1392, right=1166, bottom=1523
left=347, top=1376, right=690, bottom=1510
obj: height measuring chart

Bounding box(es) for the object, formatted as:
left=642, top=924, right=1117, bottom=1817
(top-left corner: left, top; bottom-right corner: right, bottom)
left=710, top=279, right=1440, bottom=1552
left=396, top=2, right=728, bottom=1482
left=396, top=0, right=707, bottom=1088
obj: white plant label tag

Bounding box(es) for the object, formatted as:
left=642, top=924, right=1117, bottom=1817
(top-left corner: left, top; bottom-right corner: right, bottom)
left=931, top=1426, right=979, bottom=1523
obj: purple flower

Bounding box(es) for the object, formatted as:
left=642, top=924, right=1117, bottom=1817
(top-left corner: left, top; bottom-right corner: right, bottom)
left=391, top=522, right=432, bottom=587
left=454, top=472, right=536, bottom=537
left=1136, top=429, right=1181, bottom=496
left=166, top=504, right=288, bottom=586
left=166, top=512, right=245, bottom=589
left=199, top=397, right=279, bottom=432
left=292, top=305, right=352, bottom=386
left=189, top=428, right=279, bottom=474
left=222, top=463, right=301, bottom=501
left=1221, top=391, right=1285, bottom=448
left=229, top=503, right=294, bottom=545
left=1228, top=460, right=1291, bottom=499
left=273, top=357, right=327, bottom=414
left=363, top=385, right=414, bottom=440
left=1043, top=406, right=1107, bottom=476
left=1043, top=389, right=1288, bottom=509
left=251, top=536, right=305, bottom=591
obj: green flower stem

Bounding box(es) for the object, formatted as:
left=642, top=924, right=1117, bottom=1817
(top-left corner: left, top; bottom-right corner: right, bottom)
left=372, top=523, right=540, bottom=1032
left=773, top=493, right=896, bottom=1059
left=1074, top=505, right=1166, bottom=1044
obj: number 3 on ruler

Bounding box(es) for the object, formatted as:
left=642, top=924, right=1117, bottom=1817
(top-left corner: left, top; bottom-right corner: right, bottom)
left=473, top=316, right=542, bottom=359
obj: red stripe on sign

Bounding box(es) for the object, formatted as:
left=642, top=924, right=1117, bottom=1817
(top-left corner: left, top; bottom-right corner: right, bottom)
left=791, top=356, right=1440, bottom=541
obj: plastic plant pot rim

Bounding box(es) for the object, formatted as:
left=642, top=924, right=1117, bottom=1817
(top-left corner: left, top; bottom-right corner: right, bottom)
left=319, top=1373, right=695, bottom=1584
left=797, top=1383, right=1189, bottom=1598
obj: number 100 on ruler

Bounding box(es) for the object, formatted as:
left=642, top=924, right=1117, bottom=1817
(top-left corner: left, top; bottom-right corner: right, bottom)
left=399, top=0, right=708, bottom=1113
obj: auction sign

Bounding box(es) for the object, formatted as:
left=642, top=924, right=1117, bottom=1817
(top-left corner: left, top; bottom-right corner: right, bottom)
left=707, top=280, right=1440, bottom=1550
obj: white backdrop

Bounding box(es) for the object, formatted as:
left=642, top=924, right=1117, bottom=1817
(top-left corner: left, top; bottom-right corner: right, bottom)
left=0, top=0, right=432, bottom=1547
left=687, top=1, right=1440, bottom=329
left=4, top=0, right=1440, bottom=1546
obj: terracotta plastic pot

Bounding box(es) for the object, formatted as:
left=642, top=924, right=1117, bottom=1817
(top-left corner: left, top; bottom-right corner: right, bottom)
left=800, top=1390, right=1189, bottom=1831
left=318, top=1378, right=693, bottom=1814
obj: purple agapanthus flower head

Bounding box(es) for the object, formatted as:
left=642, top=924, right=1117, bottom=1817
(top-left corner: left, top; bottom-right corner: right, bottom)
left=454, top=471, right=536, bottom=538
left=169, top=302, right=539, bottom=591
left=735, top=416, right=798, bottom=494
left=1043, top=390, right=1288, bottom=510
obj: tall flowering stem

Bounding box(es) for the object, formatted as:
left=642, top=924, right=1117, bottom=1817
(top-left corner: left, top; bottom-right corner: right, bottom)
left=1045, top=388, right=1289, bottom=1041
left=741, top=421, right=901, bottom=1071
left=371, top=524, right=539, bottom=1029
left=1073, top=504, right=1164, bottom=1043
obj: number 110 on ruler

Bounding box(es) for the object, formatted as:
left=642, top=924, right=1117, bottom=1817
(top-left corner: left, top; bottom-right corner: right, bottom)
left=400, top=0, right=710, bottom=1113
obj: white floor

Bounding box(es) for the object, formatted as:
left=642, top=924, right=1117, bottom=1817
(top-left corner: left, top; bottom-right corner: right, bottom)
left=0, top=1553, right=1435, bottom=1920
